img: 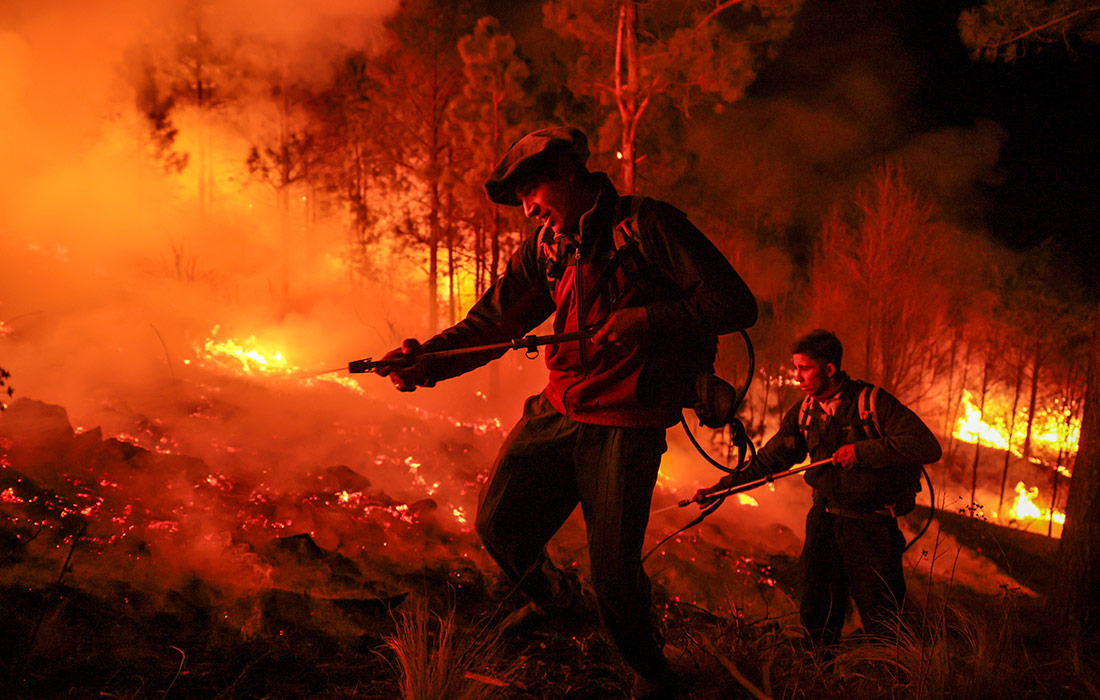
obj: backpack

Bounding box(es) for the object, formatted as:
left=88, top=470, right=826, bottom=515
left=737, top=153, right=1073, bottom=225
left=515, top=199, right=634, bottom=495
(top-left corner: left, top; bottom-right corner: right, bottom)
left=798, top=384, right=882, bottom=442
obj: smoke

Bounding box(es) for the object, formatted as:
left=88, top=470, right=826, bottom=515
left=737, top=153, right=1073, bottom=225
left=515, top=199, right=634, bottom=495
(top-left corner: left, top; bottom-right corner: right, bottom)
left=0, top=0, right=515, bottom=600
left=686, top=5, right=1006, bottom=239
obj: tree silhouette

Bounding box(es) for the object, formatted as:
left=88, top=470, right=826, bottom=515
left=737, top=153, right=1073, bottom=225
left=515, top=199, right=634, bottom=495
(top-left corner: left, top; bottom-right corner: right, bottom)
left=543, top=0, right=803, bottom=193
left=810, top=164, right=963, bottom=402
left=369, top=0, right=480, bottom=332
left=451, top=16, right=533, bottom=294
left=960, top=0, right=1100, bottom=61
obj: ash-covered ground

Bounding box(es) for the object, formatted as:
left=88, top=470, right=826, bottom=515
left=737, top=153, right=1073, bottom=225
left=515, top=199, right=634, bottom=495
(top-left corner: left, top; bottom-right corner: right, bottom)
left=0, top=357, right=1057, bottom=699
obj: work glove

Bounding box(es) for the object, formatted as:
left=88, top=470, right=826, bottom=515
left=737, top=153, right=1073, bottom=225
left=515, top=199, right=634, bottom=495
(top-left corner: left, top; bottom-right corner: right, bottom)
left=375, top=338, right=434, bottom=392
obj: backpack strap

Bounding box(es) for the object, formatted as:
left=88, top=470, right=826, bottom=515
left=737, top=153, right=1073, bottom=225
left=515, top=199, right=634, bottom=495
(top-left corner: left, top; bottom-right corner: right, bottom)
left=798, top=395, right=814, bottom=442
left=858, top=384, right=882, bottom=440
left=581, top=196, right=666, bottom=312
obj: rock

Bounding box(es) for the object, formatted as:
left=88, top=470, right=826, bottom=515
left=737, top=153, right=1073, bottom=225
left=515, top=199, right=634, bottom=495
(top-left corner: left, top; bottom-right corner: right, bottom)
left=310, top=465, right=371, bottom=493
left=0, top=399, right=74, bottom=468
left=261, top=533, right=364, bottom=581
left=0, top=398, right=74, bottom=444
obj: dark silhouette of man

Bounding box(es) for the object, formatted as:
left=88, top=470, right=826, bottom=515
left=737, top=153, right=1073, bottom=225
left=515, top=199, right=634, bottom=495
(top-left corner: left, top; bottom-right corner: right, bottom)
left=380, top=126, right=757, bottom=699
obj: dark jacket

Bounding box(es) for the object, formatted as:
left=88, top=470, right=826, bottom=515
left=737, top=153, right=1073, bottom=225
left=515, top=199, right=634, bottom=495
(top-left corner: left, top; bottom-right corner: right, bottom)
left=418, top=172, right=757, bottom=428
left=721, top=377, right=941, bottom=512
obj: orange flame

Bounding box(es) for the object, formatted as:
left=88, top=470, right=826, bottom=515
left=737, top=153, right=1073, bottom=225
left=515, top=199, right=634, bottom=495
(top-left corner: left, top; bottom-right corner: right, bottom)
left=1007, top=480, right=1064, bottom=526
left=192, top=325, right=363, bottom=394
left=953, top=390, right=1010, bottom=450
left=953, top=390, right=1079, bottom=469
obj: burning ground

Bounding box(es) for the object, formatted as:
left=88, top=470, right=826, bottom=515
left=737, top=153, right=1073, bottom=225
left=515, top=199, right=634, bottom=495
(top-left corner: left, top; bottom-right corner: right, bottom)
left=0, top=350, right=1079, bottom=699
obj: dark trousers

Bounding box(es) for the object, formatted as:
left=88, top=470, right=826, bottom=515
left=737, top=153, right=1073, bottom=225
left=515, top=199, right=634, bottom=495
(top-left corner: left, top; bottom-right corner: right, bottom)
left=475, top=393, right=669, bottom=679
left=800, top=500, right=907, bottom=645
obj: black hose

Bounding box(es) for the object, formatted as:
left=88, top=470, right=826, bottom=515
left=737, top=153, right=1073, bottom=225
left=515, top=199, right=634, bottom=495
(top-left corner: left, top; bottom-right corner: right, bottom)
left=647, top=331, right=757, bottom=561
left=903, top=467, right=936, bottom=552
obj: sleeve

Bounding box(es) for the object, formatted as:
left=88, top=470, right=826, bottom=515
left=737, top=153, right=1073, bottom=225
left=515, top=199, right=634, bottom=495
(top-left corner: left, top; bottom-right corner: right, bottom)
left=635, top=200, right=758, bottom=337
left=716, top=402, right=807, bottom=489
left=852, top=389, right=943, bottom=469
left=416, top=232, right=556, bottom=382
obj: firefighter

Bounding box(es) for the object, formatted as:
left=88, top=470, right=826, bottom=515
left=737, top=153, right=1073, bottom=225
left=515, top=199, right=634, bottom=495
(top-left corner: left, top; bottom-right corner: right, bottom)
left=696, top=329, right=941, bottom=646
left=378, top=126, right=757, bottom=699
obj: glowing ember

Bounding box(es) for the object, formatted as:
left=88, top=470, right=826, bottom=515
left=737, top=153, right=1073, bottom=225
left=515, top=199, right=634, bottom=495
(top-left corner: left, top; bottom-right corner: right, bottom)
left=737, top=494, right=759, bottom=507
left=1, top=487, right=23, bottom=504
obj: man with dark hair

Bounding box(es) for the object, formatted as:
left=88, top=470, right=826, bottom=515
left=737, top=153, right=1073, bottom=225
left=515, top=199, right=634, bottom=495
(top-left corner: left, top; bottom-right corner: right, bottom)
left=379, top=126, right=757, bottom=699
left=697, top=329, right=941, bottom=646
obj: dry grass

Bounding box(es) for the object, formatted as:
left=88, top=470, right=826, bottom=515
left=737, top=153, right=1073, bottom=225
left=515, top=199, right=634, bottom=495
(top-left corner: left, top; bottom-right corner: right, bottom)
left=383, top=598, right=520, bottom=700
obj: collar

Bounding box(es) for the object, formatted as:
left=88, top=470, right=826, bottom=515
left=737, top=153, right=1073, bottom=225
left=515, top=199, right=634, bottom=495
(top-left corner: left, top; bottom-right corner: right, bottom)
left=576, top=172, right=621, bottom=253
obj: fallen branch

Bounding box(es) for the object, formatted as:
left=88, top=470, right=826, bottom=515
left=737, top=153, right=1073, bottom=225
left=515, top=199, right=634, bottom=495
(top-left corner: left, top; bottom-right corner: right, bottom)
left=698, top=635, right=773, bottom=700
left=212, top=650, right=271, bottom=700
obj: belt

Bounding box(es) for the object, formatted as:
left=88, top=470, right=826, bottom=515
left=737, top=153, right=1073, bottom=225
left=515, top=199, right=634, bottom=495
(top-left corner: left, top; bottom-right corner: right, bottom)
left=813, top=491, right=897, bottom=519
left=824, top=503, right=897, bottom=520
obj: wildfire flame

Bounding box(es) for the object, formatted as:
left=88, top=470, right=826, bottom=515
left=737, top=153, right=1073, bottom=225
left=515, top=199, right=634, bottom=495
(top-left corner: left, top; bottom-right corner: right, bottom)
left=953, top=390, right=1010, bottom=450
left=191, top=325, right=362, bottom=394
left=1007, top=480, right=1065, bottom=526
left=952, top=390, right=1079, bottom=468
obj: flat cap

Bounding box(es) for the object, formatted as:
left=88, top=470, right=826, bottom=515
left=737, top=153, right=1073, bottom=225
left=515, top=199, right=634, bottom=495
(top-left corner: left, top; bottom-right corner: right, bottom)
left=484, top=126, right=590, bottom=206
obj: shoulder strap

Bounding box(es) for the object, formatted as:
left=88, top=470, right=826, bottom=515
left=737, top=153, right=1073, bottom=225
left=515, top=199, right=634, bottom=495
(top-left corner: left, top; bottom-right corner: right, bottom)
left=858, top=385, right=882, bottom=439
left=582, top=196, right=661, bottom=311
left=798, top=395, right=814, bottom=440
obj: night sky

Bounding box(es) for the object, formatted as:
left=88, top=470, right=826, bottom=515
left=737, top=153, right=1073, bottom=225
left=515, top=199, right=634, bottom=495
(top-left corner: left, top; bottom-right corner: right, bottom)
left=757, top=1, right=1100, bottom=292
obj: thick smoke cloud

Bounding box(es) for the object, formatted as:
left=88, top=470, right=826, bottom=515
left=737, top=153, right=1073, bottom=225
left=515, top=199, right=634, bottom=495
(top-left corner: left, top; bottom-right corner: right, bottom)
left=687, top=6, right=1005, bottom=237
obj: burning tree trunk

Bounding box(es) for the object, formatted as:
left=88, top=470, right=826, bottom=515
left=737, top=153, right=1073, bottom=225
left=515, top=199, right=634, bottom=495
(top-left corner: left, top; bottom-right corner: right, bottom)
left=999, top=361, right=1025, bottom=517
left=1022, top=346, right=1047, bottom=462
left=971, top=356, right=992, bottom=510
left=1054, top=298, right=1100, bottom=635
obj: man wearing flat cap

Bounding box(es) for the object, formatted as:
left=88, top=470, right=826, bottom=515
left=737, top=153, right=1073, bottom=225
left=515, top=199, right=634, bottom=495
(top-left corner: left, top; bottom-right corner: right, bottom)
left=378, top=126, right=757, bottom=699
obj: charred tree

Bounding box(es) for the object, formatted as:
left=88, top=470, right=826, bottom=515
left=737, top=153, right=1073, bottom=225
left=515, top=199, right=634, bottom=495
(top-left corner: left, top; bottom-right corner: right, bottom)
left=1055, top=297, right=1100, bottom=635
left=999, top=360, right=1025, bottom=517
left=971, top=355, right=993, bottom=510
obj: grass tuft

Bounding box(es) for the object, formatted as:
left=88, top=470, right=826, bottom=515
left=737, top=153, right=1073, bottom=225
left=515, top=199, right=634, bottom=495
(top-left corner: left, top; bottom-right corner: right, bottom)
left=384, top=597, right=519, bottom=700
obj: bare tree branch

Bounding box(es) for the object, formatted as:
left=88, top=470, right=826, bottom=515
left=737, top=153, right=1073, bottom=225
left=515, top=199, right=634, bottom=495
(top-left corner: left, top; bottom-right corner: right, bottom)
left=986, top=5, right=1100, bottom=49
left=696, top=0, right=750, bottom=30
